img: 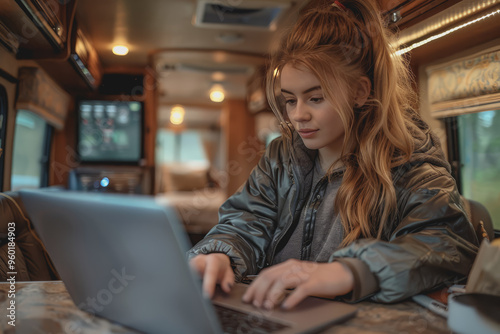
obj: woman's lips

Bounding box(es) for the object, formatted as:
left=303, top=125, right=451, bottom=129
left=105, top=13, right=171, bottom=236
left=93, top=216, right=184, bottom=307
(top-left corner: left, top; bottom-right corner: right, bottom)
left=298, top=129, right=319, bottom=138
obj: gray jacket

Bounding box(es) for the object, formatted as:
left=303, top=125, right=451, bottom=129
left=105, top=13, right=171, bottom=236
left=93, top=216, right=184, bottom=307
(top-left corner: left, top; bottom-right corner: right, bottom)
left=187, top=121, right=479, bottom=303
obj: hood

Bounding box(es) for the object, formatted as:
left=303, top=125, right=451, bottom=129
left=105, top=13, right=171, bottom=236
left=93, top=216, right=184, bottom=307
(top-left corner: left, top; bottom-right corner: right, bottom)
left=407, top=117, right=452, bottom=174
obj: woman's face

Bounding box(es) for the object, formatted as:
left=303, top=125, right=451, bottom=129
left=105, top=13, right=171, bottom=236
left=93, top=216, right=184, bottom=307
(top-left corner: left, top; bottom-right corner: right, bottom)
left=281, top=64, right=345, bottom=156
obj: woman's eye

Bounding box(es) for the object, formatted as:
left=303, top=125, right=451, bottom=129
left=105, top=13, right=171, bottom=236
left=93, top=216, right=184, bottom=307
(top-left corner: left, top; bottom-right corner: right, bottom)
left=285, top=99, right=296, bottom=105
left=310, top=97, right=324, bottom=103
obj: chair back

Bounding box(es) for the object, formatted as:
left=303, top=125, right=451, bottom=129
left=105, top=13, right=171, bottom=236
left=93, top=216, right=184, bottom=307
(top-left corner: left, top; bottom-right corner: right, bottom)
left=0, top=192, right=59, bottom=281
left=461, top=197, right=494, bottom=242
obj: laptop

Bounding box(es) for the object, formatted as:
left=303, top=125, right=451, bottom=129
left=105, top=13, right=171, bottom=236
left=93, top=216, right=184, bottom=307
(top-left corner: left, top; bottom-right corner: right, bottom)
left=20, top=189, right=357, bottom=334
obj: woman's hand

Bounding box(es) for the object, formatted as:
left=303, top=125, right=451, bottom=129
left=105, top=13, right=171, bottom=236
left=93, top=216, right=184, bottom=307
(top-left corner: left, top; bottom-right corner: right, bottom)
left=242, top=259, right=354, bottom=310
left=189, top=253, right=235, bottom=298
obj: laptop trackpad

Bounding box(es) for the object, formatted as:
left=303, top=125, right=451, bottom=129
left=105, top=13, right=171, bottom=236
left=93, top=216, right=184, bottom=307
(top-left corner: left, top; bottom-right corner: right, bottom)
left=212, top=283, right=357, bottom=333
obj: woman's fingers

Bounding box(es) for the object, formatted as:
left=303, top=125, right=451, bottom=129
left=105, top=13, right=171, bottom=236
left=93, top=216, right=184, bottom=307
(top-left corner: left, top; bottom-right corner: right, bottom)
left=189, top=255, right=206, bottom=275
left=243, top=259, right=308, bottom=309
left=262, top=280, right=289, bottom=310
left=203, top=258, right=219, bottom=298
left=242, top=260, right=355, bottom=310
left=189, top=253, right=234, bottom=298
left=243, top=271, right=273, bottom=307
left=281, top=285, right=309, bottom=310
left=242, top=264, right=283, bottom=307
left=221, top=265, right=235, bottom=293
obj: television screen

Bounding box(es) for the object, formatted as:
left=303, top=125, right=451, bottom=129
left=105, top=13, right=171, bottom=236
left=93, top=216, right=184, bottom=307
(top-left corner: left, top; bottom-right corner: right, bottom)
left=77, top=100, right=142, bottom=163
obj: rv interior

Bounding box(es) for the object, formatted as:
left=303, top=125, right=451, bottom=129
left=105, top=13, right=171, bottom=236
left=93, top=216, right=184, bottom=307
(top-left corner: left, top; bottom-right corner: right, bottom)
left=1, top=0, right=500, bottom=332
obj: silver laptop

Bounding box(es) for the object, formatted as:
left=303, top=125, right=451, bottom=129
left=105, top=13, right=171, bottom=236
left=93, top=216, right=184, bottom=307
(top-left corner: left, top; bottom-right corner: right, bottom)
left=20, top=189, right=357, bottom=334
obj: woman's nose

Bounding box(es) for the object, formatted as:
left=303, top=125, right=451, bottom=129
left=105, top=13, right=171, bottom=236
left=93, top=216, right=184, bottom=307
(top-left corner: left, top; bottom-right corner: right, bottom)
left=290, top=101, right=311, bottom=122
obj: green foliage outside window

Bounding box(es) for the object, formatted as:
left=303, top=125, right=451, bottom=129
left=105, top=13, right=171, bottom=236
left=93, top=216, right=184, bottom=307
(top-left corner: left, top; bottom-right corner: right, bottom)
left=458, top=110, right=500, bottom=230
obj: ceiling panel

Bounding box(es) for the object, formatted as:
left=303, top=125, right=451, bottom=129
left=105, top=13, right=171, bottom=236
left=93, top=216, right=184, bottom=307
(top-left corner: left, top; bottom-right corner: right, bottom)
left=75, top=0, right=307, bottom=106
left=76, top=0, right=306, bottom=68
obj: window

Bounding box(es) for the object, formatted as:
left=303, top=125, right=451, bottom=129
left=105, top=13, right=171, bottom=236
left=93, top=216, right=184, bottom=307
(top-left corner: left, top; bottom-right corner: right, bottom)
left=155, top=129, right=212, bottom=193
left=0, top=85, right=7, bottom=191
left=11, top=110, right=52, bottom=191
left=156, top=129, right=209, bottom=166
left=456, top=110, right=500, bottom=230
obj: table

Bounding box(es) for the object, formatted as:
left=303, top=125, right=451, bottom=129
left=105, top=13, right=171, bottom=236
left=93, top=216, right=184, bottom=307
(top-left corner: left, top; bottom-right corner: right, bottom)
left=0, top=281, right=451, bottom=334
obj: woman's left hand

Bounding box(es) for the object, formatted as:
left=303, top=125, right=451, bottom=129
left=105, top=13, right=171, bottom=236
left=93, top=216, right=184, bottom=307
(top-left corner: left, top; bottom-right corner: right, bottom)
left=242, top=259, right=354, bottom=310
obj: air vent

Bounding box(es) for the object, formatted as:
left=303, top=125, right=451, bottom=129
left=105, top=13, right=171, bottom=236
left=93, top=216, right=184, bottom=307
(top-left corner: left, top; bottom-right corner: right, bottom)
left=193, top=0, right=291, bottom=31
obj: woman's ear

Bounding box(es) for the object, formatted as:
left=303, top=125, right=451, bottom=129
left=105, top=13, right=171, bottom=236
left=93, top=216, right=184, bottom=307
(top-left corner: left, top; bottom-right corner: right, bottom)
left=354, top=76, right=371, bottom=107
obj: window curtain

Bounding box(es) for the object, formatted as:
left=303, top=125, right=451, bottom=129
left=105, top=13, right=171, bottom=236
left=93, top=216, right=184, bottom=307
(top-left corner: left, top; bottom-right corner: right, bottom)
left=16, top=67, right=70, bottom=129
left=427, top=45, right=500, bottom=118
left=200, top=131, right=216, bottom=167
left=200, top=130, right=222, bottom=171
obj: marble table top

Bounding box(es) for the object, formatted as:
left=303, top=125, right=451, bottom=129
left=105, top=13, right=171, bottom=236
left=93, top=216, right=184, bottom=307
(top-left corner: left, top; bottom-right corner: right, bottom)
left=0, top=281, right=451, bottom=334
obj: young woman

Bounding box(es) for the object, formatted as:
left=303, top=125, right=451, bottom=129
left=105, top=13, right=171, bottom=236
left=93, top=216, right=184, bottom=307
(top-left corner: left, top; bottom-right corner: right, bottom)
left=188, top=0, right=479, bottom=310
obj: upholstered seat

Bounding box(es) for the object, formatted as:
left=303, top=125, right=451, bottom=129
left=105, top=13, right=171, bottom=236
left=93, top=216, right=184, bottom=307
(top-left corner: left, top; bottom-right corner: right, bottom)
left=0, top=192, right=59, bottom=281
left=461, top=197, right=495, bottom=242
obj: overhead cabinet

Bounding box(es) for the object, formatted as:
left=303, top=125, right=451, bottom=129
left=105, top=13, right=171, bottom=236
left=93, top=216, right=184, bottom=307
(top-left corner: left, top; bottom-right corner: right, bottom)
left=380, top=0, right=461, bottom=29
left=0, top=0, right=77, bottom=59
left=0, top=1, right=102, bottom=92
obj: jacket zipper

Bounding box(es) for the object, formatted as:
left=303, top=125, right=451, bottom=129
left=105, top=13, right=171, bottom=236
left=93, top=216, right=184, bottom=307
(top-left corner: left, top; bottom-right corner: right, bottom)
left=300, top=176, right=327, bottom=260
left=267, top=164, right=300, bottom=266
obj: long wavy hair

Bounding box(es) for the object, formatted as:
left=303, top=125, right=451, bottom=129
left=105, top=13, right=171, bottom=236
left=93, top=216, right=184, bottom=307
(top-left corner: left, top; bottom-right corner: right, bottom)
left=266, top=0, right=418, bottom=246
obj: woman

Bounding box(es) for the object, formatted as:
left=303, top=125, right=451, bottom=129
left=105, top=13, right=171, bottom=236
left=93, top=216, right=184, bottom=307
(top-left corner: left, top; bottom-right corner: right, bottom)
left=188, top=0, right=478, bottom=310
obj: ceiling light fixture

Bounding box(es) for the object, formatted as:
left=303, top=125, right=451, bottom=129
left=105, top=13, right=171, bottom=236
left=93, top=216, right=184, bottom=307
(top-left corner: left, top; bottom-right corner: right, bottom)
left=210, top=84, right=225, bottom=103
left=170, top=105, right=185, bottom=125
left=112, top=45, right=129, bottom=56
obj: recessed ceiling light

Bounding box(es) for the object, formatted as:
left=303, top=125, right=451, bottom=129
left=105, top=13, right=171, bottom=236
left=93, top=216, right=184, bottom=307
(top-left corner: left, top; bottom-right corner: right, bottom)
left=112, top=45, right=129, bottom=56
left=170, top=105, right=185, bottom=125
left=210, top=84, right=225, bottom=103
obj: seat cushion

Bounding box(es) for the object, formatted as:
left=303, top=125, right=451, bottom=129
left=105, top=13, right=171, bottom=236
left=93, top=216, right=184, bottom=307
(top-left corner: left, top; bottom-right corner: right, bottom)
left=0, top=192, right=59, bottom=281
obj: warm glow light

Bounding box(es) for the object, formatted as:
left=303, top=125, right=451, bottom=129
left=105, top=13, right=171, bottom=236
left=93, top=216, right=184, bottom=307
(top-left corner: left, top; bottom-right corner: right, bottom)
left=170, top=105, right=185, bottom=125
left=395, top=8, right=500, bottom=56
left=210, top=90, right=225, bottom=102
left=210, top=85, right=225, bottom=102
left=112, top=45, right=129, bottom=56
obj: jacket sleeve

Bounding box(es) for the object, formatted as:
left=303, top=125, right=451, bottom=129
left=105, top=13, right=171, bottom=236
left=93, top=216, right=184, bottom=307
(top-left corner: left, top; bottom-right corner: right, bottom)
left=330, top=163, right=479, bottom=303
left=186, top=140, right=285, bottom=280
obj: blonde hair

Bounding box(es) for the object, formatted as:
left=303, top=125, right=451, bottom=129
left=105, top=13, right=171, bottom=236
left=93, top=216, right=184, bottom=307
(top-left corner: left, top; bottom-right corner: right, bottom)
left=267, top=0, right=418, bottom=246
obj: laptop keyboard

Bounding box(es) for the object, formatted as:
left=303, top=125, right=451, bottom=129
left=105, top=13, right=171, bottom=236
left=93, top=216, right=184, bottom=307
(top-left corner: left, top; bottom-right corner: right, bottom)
left=214, top=304, right=290, bottom=334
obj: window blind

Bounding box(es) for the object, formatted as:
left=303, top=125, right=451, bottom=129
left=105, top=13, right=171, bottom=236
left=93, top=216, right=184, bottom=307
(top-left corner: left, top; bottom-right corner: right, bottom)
left=427, top=46, right=500, bottom=118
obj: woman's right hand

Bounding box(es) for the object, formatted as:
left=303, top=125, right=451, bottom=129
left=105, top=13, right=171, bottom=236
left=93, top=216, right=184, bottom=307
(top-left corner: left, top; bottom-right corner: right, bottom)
left=189, top=253, right=235, bottom=298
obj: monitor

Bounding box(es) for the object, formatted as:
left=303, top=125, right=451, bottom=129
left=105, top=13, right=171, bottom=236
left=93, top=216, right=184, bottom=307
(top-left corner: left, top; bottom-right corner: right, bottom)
left=77, top=100, right=143, bottom=163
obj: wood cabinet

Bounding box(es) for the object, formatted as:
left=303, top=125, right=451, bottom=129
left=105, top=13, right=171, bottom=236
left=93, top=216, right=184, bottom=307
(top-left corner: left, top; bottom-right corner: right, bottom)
left=0, top=1, right=102, bottom=92
left=38, top=24, right=103, bottom=92
left=380, top=0, right=461, bottom=30
left=0, top=0, right=77, bottom=59
left=299, top=1, right=461, bottom=31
